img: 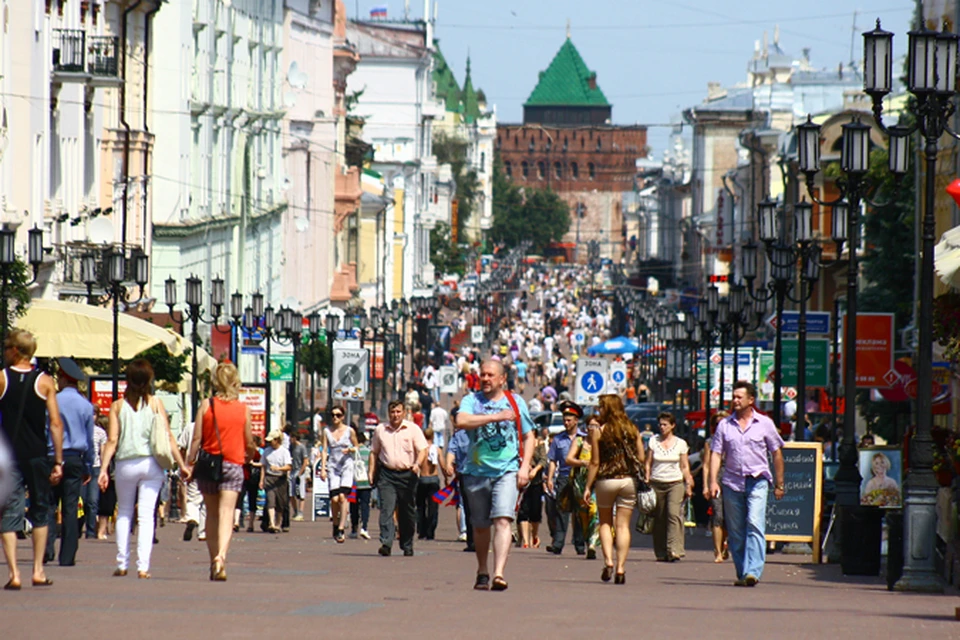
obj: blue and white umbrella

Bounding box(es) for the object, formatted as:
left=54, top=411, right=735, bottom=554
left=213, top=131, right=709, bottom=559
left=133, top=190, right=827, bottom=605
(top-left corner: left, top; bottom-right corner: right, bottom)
left=587, top=335, right=640, bottom=356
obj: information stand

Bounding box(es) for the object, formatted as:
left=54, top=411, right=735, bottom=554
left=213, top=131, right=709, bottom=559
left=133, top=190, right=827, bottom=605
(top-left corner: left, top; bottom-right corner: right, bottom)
left=765, top=441, right=823, bottom=563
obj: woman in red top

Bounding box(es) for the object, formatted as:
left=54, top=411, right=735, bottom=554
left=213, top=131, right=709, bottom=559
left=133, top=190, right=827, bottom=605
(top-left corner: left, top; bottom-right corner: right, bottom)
left=186, top=361, right=255, bottom=581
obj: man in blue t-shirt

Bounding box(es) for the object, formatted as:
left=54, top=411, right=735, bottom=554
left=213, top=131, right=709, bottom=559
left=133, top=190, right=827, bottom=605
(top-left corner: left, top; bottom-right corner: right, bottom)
left=456, top=361, right=535, bottom=592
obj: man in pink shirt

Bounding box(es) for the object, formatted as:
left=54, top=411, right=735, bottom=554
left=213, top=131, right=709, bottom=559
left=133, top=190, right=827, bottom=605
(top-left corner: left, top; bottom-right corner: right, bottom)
left=708, top=380, right=785, bottom=587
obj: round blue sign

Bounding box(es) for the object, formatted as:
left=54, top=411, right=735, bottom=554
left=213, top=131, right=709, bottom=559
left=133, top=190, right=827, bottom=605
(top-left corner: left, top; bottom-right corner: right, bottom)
left=611, top=370, right=625, bottom=383
left=580, top=371, right=604, bottom=394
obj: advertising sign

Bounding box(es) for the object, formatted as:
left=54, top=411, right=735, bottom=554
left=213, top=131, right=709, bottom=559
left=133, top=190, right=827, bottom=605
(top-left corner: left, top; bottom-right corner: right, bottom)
left=89, top=377, right=127, bottom=415
left=756, top=351, right=795, bottom=403
left=239, top=385, right=267, bottom=438
left=842, top=313, right=896, bottom=388
left=269, top=354, right=294, bottom=382
left=371, top=340, right=385, bottom=380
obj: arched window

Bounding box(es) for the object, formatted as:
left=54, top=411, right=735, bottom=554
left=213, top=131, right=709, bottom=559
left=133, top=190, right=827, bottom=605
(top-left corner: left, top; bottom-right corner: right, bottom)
left=521, top=161, right=529, bottom=179
left=480, top=151, right=486, bottom=172
left=554, top=162, right=562, bottom=179
left=545, top=138, right=552, bottom=151
left=514, top=136, right=519, bottom=147
left=529, top=140, right=535, bottom=152
left=563, top=137, right=568, bottom=152
left=596, top=138, right=602, bottom=151
left=537, top=161, right=545, bottom=180
left=588, top=162, right=596, bottom=180
left=571, top=162, right=579, bottom=179
left=505, top=161, right=512, bottom=178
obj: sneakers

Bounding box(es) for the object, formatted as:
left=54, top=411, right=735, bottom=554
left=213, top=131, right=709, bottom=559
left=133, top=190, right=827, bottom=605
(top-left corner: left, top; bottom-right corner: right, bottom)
left=183, top=521, right=196, bottom=541
left=457, top=532, right=467, bottom=542
left=359, top=529, right=370, bottom=540
left=378, top=544, right=392, bottom=556
left=586, top=548, right=597, bottom=560
left=293, top=515, right=304, bottom=522
left=348, top=531, right=358, bottom=539
left=744, top=575, right=758, bottom=587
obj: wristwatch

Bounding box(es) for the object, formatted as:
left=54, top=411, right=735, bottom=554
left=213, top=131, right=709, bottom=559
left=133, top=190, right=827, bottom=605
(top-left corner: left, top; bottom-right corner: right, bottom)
left=54, top=461, right=64, bottom=468
left=775, top=483, right=785, bottom=491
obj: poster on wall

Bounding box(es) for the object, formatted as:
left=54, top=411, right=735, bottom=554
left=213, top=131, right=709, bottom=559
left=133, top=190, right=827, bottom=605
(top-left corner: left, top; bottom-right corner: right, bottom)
left=88, top=377, right=127, bottom=415
left=859, top=447, right=902, bottom=508
left=239, top=384, right=267, bottom=438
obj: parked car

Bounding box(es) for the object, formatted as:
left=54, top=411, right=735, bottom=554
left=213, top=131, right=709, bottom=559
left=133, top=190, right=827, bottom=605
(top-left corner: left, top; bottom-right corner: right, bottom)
left=531, top=410, right=565, bottom=435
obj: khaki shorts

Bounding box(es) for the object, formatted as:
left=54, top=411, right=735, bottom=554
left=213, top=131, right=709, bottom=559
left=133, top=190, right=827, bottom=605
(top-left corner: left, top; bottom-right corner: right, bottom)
left=595, top=477, right=637, bottom=510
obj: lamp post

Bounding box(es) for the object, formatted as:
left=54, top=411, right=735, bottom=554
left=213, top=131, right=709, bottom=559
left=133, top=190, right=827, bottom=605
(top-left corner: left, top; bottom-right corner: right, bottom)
left=307, top=312, right=322, bottom=432
left=240, top=292, right=282, bottom=435
left=325, top=312, right=341, bottom=417
left=861, top=19, right=949, bottom=592
left=369, top=306, right=382, bottom=413
left=82, top=248, right=149, bottom=400
left=0, top=226, right=44, bottom=348
left=278, top=306, right=303, bottom=425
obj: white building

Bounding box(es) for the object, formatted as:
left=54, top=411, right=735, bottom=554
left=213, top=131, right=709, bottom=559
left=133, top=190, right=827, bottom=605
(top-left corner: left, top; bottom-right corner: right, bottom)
left=151, top=0, right=286, bottom=313
left=346, top=11, right=441, bottom=298
left=1, top=0, right=158, bottom=300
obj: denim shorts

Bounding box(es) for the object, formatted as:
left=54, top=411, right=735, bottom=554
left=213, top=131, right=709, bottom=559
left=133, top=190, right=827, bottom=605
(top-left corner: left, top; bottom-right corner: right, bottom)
left=462, top=472, right=518, bottom=528
left=0, top=457, right=54, bottom=533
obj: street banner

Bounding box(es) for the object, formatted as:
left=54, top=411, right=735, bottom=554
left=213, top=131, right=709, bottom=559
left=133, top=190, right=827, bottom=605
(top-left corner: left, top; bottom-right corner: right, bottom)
left=757, top=351, right=796, bottom=403
left=779, top=339, right=830, bottom=388
left=332, top=346, right=369, bottom=400
left=371, top=340, right=385, bottom=380
left=269, top=354, right=294, bottom=382
left=766, top=311, right=832, bottom=335
left=842, top=313, right=897, bottom=388
left=575, top=358, right=608, bottom=406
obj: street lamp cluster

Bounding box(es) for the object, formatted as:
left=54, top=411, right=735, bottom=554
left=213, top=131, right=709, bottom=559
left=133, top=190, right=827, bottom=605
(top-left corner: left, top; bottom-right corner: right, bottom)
left=0, top=226, right=45, bottom=346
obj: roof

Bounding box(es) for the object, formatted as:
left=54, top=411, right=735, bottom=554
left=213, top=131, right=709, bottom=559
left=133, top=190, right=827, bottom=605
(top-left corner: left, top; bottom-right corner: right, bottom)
left=461, top=57, right=480, bottom=123
left=432, top=45, right=463, bottom=114
left=524, top=38, right=610, bottom=108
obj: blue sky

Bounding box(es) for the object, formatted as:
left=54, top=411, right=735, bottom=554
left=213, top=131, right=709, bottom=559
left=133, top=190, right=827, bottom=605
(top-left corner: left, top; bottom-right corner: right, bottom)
left=352, top=1, right=915, bottom=156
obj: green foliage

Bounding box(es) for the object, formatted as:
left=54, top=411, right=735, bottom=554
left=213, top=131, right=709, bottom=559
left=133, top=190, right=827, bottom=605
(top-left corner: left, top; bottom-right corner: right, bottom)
left=300, top=339, right=332, bottom=378
left=430, top=222, right=466, bottom=277
left=76, top=341, right=190, bottom=392
left=3, top=259, right=32, bottom=328
left=489, top=152, right=570, bottom=253
left=433, top=131, right=480, bottom=239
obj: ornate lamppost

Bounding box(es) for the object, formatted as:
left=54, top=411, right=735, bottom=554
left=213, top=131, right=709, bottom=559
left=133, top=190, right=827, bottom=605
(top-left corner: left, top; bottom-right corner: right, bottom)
left=0, top=226, right=44, bottom=347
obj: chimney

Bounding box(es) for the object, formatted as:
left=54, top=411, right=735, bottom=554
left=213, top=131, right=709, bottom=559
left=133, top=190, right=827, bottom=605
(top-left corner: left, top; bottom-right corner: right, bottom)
left=587, top=73, right=597, bottom=90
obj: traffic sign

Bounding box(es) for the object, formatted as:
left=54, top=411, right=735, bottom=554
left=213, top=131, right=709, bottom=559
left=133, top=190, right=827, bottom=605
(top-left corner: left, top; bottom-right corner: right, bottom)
left=575, top=358, right=608, bottom=406
left=609, top=362, right=627, bottom=389
left=574, top=332, right=585, bottom=345
left=471, top=326, right=484, bottom=345
left=332, top=346, right=369, bottom=400
left=439, top=365, right=458, bottom=394
left=766, top=311, right=831, bottom=335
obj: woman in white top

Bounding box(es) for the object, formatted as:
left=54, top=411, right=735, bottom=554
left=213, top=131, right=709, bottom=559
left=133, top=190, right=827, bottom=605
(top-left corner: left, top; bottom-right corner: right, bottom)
left=320, top=407, right=358, bottom=543
left=98, top=359, right=188, bottom=579
left=644, top=412, right=693, bottom=562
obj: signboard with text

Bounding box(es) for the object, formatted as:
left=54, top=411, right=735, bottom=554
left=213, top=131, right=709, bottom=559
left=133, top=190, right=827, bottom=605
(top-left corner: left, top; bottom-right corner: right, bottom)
left=239, top=384, right=267, bottom=438
left=842, top=313, right=896, bottom=388
left=779, top=339, right=830, bottom=388
left=89, top=377, right=127, bottom=415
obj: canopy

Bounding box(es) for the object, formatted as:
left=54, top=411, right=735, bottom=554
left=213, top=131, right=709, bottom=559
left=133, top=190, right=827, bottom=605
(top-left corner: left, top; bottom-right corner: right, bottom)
left=17, top=299, right=215, bottom=375
left=587, top=335, right=639, bottom=356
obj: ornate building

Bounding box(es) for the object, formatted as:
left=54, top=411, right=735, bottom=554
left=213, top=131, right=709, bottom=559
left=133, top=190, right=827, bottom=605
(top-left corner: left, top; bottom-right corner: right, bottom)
left=497, top=36, right=647, bottom=261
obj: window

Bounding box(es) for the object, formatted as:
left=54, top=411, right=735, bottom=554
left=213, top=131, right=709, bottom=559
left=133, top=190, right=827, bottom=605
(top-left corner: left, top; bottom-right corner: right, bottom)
left=563, top=137, right=568, bottom=152
left=545, top=138, right=552, bottom=152
left=514, top=136, right=518, bottom=147
left=496, top=137, right=501, bottom=150
left=554, top=162, right=562, bottom=179
left=571, top=162, right=579, bottom=179
left=521, top=161, right=529, bottom=179
left=596, top=138, right=602, bottom=151
left=581, top=137, right=585, bottom=149
left=505, top=161, right=512, bottom=178
left=528, top=140, right=535, bottom=152
left=537, top=161, right=545, bottom=180
left=588, top=162, right=596, bottom=180
left=480, top=151, right=486, bottom=171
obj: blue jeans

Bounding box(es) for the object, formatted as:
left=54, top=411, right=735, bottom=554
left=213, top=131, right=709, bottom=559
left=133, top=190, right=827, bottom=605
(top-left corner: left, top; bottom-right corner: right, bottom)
left=85, top=466, right=101, bottom=538
left=722, top=476, right=769, bottom=580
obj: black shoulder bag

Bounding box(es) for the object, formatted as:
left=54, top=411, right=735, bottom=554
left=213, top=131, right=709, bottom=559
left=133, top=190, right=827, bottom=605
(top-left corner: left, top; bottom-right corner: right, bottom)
left=194, top=398, right=224, bottom=483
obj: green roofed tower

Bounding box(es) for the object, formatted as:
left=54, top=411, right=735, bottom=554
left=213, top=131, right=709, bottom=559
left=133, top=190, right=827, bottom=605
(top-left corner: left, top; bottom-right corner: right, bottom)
left=523, top=36, right=612, bottom=125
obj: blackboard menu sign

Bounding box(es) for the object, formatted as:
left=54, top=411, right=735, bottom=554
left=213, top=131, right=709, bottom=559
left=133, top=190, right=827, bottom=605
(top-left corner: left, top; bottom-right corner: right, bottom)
left=765, top=442, right=823, bottom=563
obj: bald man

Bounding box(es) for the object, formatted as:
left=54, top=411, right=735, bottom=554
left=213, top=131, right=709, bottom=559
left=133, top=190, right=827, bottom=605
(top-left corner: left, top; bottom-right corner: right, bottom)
left=456, top=360, right=535, bottom=591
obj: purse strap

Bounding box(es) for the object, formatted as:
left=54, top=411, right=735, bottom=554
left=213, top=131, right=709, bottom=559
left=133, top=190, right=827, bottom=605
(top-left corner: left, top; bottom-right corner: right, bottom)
left=209, top=397, right=224, bottom=454
left=503, top=390, right=525, bottom=461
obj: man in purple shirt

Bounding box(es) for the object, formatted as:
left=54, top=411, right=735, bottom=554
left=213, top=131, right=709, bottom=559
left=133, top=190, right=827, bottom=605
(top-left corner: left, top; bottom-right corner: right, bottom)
left=708, top=380, right=785, bottom=587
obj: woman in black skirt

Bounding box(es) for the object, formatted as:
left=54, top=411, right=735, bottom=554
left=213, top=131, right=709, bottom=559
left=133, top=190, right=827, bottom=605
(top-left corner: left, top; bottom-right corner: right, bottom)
left=517, top=428, right=548, bottom=548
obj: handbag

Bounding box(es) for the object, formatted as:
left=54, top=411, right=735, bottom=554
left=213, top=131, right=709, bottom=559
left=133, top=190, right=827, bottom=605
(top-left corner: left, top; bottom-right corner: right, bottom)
left=149, top=397, right=177, bottom=470
left=353, top=450, right=369, bottom=484
left=194, top=398, right=224, bottom=483
left=635, top=473, right=657, bottom=515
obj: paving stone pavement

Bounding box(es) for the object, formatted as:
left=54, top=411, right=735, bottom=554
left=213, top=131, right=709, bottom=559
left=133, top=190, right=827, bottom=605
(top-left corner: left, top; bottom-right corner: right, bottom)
left=2, top=508, right=957, bottom=639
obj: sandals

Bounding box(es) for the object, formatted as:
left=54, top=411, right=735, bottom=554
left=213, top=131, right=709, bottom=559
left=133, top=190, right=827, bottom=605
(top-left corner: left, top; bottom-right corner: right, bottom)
left=601, top=565, right=614, bottom=582
left=113, top=568, right=127, bottom=577
left=3, top=579, right=21, bottom=591
left=491, top=576, right=508, bottom=591
left=473, top=573, right=490, bottom=590
left=336, top=529, right=346, bottom=544
left=32, top=577, right=54, bottom=587
left=614, top=572, right=625, bottom=585
left=138, top=571, right=151, bottom=580
left=211, top=558, right=227, bottom=582
left=532, top=536, right=541, bottom=548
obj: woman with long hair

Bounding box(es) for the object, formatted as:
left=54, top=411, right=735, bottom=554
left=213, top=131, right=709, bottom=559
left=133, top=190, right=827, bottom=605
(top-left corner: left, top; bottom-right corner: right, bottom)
left=583, top=394, right=645, bottom=584
left=701, top=411, right=730, bottom=562
left=185, top=361, right=256, bottom=581
left=98, top=359, right=188, bottom=579
left=320, top=406, right=358, bottom=543
left=645, top=412, right=694, bottom=562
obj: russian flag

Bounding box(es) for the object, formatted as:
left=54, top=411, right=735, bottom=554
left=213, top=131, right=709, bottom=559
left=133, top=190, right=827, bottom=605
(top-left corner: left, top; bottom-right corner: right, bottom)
left=432, top=483, right=460, bottom=507
left=370, top=5, right=387, bottom=19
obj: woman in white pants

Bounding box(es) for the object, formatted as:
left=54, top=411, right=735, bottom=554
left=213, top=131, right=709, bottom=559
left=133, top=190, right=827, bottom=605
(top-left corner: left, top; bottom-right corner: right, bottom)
left=98, top=359, right=187, bottom=578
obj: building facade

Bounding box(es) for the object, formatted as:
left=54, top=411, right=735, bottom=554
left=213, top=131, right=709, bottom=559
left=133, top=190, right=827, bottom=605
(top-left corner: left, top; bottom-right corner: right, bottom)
left=496, top=36, right=648, bottom=262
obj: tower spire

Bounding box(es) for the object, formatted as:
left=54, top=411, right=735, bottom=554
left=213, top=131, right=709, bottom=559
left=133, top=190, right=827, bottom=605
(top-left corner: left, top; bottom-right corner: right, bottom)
left=566, top=18, right=571, bottom=39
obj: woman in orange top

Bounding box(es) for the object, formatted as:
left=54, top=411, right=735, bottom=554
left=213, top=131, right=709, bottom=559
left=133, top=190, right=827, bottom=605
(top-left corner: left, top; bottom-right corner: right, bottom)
left=186, top=361, right=255, bottom=581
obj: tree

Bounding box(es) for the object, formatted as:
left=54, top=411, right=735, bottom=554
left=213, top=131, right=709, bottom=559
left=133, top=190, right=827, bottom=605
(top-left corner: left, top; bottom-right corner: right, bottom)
left=489, top=152, right=570, bottom=253
left=3, top=259, right=32, bottom=330
left=430, top=222, right=466, bottom=277
left=76, top=340, right=191, bottom=393
left=433, top=131, right=480, bottom=240
left=300, top=338, right=332, bottom=379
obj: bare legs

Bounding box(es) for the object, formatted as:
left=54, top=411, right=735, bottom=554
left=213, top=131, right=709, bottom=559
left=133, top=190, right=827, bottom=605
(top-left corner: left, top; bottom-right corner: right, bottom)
left=519, top=521, right=531, bottom=547
left=2, top=526, right=50, bottom=586
left=597, top=506, right=634, bottom=574
left=712, top=525, right=728, bottom=562
left=202, top=490, right=240, bottom=565
left=473, top=517, right=513, bottom=579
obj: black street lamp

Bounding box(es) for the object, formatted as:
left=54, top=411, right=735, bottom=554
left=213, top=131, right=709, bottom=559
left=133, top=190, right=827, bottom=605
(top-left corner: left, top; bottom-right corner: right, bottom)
left=324, top=312, right=341, bottom=417
left=307, top=311, right=322, bottom=431
left=164, top=274, right=242, bottom=419
left=238, top=292, right=283, bottom=435
left=82, top=247, right=148, bottom=401
left=861, top=19, right=950, bottom=592
left=0, top=226, right=44, bottom=347
left=277, top=306, right=303, bottom=424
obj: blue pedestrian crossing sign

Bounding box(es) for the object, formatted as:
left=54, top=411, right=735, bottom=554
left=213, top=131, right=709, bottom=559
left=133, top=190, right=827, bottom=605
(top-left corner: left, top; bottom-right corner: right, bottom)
left=575, top=358, right=608, bottom=406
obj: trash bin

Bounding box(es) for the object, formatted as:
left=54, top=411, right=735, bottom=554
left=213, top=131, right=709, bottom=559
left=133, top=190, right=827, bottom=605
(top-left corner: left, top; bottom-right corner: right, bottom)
left=841, top=505, right=883, bottom=576
left=886, top=510, right=904, bottom=589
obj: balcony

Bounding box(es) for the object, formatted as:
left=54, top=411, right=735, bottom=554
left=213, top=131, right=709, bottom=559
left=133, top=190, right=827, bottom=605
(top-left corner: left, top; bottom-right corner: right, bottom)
left=52, top=29, right=120, bottom=85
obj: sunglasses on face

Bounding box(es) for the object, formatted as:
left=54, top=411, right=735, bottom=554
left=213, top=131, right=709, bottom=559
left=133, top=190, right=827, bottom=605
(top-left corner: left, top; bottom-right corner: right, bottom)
left=332, top=412, right=344, bottom=418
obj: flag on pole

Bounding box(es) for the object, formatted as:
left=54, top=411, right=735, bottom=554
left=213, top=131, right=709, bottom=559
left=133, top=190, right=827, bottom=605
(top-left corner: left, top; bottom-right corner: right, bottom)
left=370, top=5, right=387, bottom=19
